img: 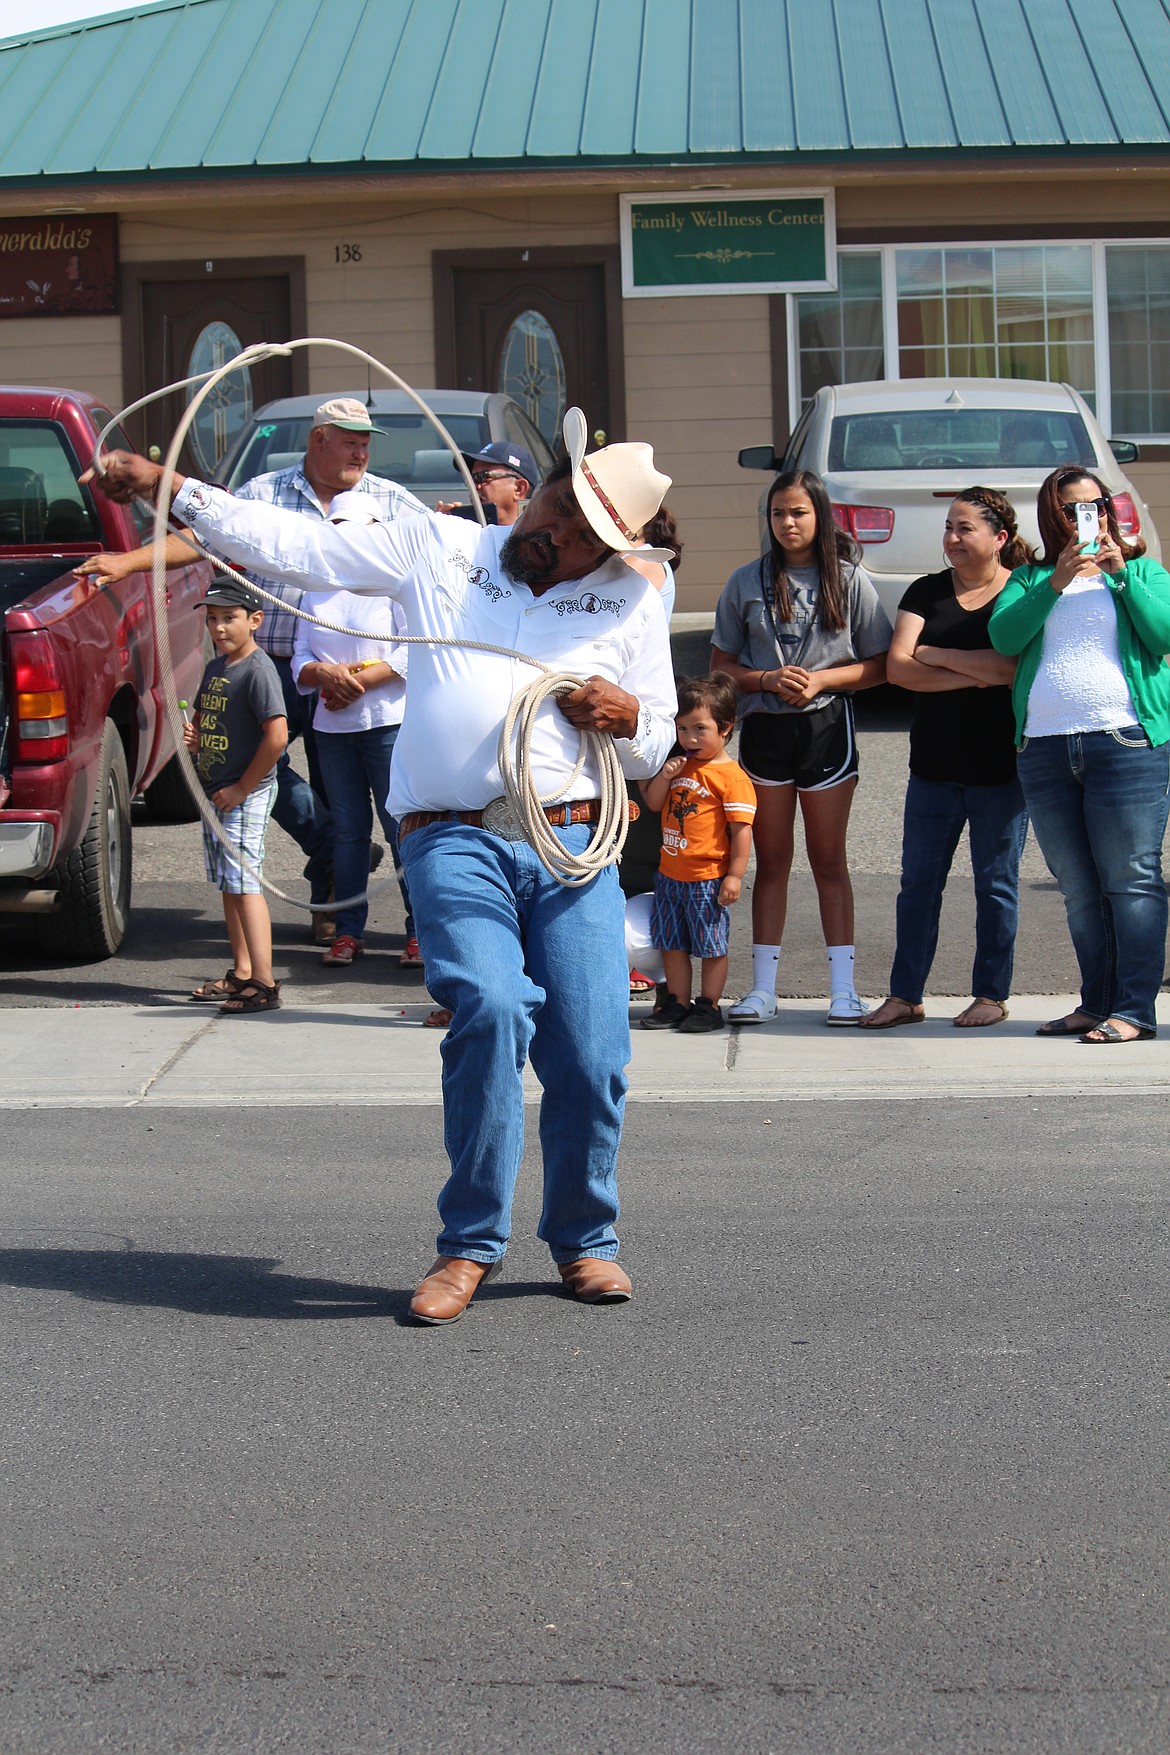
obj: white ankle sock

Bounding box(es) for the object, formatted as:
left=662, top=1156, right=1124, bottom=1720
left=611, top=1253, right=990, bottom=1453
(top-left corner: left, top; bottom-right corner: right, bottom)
left=751, top=943, right=781, bottom=995
left=827, top=944, right=856, bottom=996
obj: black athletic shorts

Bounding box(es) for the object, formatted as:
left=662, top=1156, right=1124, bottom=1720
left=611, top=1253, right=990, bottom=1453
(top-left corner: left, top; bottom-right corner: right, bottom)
left=738, top=697, right=858, bottom=791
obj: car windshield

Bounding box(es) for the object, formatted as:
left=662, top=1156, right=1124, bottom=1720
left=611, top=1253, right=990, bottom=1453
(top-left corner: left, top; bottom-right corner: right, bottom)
left=224, top=414, right=492, bottom=492
left=0, top=419, right=102, bottom=546
left=827, top=408, right=1094, bottom=472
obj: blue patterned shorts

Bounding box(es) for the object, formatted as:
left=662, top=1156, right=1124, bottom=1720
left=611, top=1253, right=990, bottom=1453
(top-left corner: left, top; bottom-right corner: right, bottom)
left=650, top=872, right=729, bottom=958
left=201, top=774, right=277, bottom=894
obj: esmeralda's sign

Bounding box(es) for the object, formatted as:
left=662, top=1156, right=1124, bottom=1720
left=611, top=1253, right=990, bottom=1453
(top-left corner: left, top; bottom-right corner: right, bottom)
left=0, top=213, right=118, bottom=317
left=620, top=191, right=835, bottom=298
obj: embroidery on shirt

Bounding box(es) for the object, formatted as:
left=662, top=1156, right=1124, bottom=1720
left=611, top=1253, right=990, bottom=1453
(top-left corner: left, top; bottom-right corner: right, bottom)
left=449, top=549, right=510, bottom=602
left=552, top=591, right=625, bottom=618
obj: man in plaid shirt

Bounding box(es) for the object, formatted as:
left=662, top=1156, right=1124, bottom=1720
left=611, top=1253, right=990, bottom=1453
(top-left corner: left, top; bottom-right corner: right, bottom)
left=236, top=399, right=426, bottom=944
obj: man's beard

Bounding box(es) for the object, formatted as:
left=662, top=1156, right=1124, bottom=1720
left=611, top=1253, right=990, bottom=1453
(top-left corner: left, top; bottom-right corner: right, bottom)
left=500, top=523, right=555, bottom=586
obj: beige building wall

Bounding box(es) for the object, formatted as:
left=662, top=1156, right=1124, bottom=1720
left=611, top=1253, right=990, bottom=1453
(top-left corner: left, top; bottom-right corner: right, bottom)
left=622, top=293, right=771, bottom=613
left=0, top=313, right=121, bottom=410
left=2, top=171, right=1168, bottom=605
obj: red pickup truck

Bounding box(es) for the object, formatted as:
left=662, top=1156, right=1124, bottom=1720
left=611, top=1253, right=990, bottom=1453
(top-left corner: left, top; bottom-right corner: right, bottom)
left=0, top=386, right=208, bottom=959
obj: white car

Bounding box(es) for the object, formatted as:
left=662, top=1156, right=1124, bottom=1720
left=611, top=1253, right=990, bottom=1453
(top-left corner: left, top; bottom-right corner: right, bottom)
left=740, top=378, right=1160, bottom=623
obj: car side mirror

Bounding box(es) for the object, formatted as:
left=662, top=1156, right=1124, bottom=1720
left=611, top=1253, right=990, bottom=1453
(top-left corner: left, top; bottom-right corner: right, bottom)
left=738, top=445, right=782, bottom=471
left=1110, top=439, right=1140, bottom=464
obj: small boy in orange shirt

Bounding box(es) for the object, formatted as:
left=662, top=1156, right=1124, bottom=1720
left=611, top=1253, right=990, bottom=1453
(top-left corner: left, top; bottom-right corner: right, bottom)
left=639, top=673, right=756, bottom=1033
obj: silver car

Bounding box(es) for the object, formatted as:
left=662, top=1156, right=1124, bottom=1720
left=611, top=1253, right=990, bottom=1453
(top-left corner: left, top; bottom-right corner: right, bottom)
left=740, top=378, right=1160, bottom=623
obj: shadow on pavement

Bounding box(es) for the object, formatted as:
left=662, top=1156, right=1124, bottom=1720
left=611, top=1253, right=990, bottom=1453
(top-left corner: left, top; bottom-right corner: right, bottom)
left=0, top=1247, right=402, bottom=1319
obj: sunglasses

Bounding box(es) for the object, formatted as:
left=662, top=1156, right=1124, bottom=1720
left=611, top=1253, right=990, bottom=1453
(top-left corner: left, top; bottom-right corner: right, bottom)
left=1059, top=497, right=1111, bottom=521
left=472, top=470, right=515, bottom=486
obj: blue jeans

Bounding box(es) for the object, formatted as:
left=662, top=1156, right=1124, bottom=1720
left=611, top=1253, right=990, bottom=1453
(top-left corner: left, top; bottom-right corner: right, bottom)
left=1018, top=727, right=1170, bottom=1032
left=314, top=724, right=411, bottom=941
left=272, top=657, right=333, bottom=905
left=400, top=819, right=630, bottom=1265
left=889, top=774, right=1028, bottom=1005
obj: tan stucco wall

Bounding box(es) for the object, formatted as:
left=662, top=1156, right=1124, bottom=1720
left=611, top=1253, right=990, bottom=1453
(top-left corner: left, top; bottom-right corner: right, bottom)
left=0, top=312, right=121, bottom=410
left=2, top=170, right=1168, bottom=607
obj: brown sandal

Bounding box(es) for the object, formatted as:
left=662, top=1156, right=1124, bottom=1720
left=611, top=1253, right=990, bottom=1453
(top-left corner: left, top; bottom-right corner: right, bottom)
left=953, top=997, right=1008, bottom=1028
left=220, top=979, right=282, bottom=1016
left=191, top=969, right=248, bottom=1003
left=858, top=997, right=925, bottom=1030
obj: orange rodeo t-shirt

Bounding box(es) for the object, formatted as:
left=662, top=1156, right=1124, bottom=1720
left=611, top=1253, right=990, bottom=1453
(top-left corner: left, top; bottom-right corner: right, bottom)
left=658, top=757, right=757, bottom=882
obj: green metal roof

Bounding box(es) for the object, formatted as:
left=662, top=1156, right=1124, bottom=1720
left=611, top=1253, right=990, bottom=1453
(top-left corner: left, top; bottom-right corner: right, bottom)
left=1, top=0, right=1169, bottom=188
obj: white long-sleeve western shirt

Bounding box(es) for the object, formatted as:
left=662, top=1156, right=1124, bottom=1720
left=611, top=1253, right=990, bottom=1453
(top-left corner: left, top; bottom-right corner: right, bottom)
left=172, top=483, right=677, bottom=817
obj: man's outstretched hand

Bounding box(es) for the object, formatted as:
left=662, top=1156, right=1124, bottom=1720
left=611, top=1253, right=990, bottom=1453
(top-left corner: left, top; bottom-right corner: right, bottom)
left=79, top=453, right=184, bottom=504
left=557, top=677, right=639, bottom=741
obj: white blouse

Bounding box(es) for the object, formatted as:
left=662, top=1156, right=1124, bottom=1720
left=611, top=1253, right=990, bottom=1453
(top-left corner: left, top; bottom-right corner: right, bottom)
left=1024, top=573, right=1137, bottom=737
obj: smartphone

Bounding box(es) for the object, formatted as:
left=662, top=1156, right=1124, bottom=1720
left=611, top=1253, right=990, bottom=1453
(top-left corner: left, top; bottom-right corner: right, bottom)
left=1075, top=500, right=1099, bottom=555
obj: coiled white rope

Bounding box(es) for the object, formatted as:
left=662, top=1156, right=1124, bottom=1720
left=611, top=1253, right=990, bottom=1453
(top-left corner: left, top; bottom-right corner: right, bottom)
left=94, top=339, right=632, bottom=900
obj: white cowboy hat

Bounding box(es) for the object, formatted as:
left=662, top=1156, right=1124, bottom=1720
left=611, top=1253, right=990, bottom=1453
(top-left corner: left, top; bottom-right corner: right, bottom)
left=328, top=488, right=384, bottom=523
left=563, top=407, right=673, bottom=561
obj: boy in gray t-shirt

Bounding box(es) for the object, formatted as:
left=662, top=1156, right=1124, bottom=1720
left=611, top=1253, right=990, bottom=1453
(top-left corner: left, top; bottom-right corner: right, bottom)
left=185, top=579, right=288, bottom=1014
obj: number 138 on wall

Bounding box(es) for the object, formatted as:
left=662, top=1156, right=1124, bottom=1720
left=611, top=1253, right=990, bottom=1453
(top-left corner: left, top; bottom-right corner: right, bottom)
left=334, top=244, right=362, bottom=264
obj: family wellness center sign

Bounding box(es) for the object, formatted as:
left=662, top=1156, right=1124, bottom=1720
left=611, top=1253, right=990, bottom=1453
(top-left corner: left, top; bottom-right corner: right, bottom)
left=620, top=190, right=836, bottom=297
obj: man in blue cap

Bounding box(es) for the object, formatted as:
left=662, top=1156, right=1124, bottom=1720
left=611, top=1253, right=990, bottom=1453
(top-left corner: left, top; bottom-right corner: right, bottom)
left=441, top=439, right=540, bottom=527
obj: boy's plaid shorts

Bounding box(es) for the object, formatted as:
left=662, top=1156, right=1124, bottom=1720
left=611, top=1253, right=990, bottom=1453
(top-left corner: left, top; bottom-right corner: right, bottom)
left=201, top=774, right=277, bottom=894
left=650, top=872, right=729, bottom=958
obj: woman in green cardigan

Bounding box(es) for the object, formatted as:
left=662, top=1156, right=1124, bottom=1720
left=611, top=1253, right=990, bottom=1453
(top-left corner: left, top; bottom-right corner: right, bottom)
left=989, top=465, right=1170, bottom=1043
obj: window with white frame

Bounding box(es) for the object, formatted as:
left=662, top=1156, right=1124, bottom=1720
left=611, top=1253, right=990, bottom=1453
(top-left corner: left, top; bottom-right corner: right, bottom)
left=793, top=241, right=1170, bottom=439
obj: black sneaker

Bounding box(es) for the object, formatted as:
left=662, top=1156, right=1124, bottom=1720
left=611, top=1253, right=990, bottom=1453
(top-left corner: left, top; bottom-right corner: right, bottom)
left=640, top=997, right=691, bottom=1031
left=676, top=997, right=724, bottom=1033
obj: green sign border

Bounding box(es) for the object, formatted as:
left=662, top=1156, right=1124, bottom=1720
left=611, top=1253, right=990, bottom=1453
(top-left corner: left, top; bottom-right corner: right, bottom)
left=620, top=189, right=836, bottom=298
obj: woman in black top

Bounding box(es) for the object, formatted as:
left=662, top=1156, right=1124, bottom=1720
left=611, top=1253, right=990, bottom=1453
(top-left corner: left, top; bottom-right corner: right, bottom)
left=860, top=488, right=1033, bottom=1029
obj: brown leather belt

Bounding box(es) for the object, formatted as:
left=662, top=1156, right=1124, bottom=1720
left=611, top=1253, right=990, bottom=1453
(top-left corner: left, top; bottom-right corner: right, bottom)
left=398, top=798, right=637, bottom=841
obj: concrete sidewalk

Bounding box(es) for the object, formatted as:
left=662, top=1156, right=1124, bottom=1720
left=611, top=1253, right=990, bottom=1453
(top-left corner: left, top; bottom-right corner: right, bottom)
left=4, top=994, right=1168, bottom=1107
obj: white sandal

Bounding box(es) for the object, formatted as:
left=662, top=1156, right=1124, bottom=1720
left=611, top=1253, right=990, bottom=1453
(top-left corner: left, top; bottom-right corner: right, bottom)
left=727, top=989, right=777, bottom=1023
left=826, top=991, right=869, bottom=1026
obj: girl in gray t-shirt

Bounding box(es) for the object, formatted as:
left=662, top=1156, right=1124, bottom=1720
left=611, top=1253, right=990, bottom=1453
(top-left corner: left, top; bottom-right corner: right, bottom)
left=711, top=469, right=891, bottom=1027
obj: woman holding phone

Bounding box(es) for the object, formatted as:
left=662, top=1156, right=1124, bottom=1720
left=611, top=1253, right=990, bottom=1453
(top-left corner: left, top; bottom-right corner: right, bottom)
left=988, top=465, right=1170, bottom=1043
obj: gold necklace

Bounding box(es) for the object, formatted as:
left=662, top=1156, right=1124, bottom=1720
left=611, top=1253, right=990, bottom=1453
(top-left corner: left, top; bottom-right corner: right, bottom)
left=952, top=564, right=1004, bottom=605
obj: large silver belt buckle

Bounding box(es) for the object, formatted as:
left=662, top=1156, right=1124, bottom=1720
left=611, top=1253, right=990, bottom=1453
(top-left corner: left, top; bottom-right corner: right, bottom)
left=481, top=795, right=528, bottom=843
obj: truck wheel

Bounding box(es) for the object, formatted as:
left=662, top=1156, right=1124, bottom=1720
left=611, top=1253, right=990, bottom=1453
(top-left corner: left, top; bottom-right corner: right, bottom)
left=35, top=721, right=132, bottom=962
left=142, top=750, right=199, bottom=822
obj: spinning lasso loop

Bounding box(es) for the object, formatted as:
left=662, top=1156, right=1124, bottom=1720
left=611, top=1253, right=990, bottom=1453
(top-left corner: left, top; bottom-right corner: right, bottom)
left=93, top=339, right=631, bottom=903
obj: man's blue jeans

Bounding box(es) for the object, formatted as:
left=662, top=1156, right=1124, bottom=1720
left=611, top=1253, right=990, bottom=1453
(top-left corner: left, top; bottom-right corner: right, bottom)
left=400, top=819, right=629, bottom=1265
left=314, top=724, right=411, bottom=942
left=1018, top=727, right=1170, bottom=1032
left=889, top=774, right=1028, bottom=1005
left=272, top=656, right=333, bottom=906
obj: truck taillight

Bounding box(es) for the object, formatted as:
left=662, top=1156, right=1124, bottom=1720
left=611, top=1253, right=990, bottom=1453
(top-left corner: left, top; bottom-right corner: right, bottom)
left=1111, top=492, right=1140, bottom=537
left=10, top=629, right=68, bottom=760
left=831, top=503, right=895, bottom=543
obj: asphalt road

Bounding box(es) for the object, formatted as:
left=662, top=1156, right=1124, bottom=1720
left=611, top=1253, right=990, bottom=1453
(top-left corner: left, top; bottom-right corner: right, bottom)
left=3, top=1099, right=1168, bottom=1755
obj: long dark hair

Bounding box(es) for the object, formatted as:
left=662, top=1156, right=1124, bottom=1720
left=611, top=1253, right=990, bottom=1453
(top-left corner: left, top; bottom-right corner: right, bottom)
left=1035, top=465, right=1146, bottom=567
left=952, top=487, right=1036, bottom=570
left=766, top=469, right=857, bottom=633
left=642, top=504, right=683, bottom=570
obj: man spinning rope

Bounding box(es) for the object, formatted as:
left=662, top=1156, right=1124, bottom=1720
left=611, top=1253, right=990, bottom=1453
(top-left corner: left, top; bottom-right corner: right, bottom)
left=91, top=409, right=677, bottom=1325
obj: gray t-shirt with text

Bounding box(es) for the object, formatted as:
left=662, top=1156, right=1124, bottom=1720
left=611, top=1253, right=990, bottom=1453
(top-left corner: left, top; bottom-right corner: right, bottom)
left=713, top=557, right=892, bottom=715
left=195, top=647, right=286, bottom=795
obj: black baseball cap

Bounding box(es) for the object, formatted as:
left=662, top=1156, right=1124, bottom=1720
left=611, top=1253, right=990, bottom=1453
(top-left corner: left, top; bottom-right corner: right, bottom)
left=199, top=578, right=264, bottom=613
left=458, top=440, right=540, bottom=488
